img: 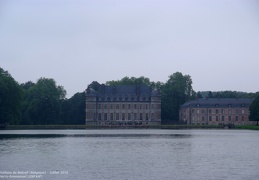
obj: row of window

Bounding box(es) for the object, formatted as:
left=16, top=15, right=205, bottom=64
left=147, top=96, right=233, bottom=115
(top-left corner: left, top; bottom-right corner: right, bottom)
left=196, top=104, right=245, bottom=108
left=97, top=103, right=158, bottom=110
left=189, top=109, right=245, bottom=115
left=98, top=96, right=150, bottom=102
left=191, top=115, right=245, bottom=122
left=94, top=112, right=155, bottom=121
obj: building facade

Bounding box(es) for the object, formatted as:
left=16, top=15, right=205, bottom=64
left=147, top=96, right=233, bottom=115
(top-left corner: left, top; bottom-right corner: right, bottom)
left=179, top=98, right=254, bottom=125
left=85, top=85, right=161, bottom=125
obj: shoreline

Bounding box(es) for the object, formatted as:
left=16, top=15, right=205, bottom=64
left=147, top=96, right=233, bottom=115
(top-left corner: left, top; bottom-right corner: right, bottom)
left=1, top=124, right=258, bottom=130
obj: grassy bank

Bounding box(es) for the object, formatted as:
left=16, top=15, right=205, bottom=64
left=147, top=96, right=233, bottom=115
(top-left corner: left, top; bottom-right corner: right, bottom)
left=4, top=125, right=87, bottom=130
left=235, top=125, right=259, bottom=130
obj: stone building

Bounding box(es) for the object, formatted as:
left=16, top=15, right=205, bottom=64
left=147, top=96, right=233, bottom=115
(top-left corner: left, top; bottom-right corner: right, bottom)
left=85, top=85, right=161, bottom=125
left=179, top=98, right=254, bottom=125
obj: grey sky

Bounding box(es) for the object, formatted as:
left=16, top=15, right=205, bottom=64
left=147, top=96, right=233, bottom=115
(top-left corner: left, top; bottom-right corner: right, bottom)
left=1, top=0, right=259, bottom=98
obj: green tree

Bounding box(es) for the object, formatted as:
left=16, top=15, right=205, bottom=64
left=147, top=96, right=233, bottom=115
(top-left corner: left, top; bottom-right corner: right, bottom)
left=21, top=78, right=66, bottom=125
left=161, top=72, right=193, bottom=123
left=207, top=91, right=213, bottom=98
left=196, top=92, right=203, bottom=98
left=60, top=92, right=85, bottom=125
left=249, top=95, right=259, bottom=125
left=88, top=81, right=101, bottom=91
left=106, top=76, right=163, bottom=89
left=0, top=67, right=23, bottom=125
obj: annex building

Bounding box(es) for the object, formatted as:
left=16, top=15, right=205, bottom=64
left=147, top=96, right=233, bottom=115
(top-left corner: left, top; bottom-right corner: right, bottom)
left=179, top=98, right=255, bottom=125
left=85, top=85, right=161, bottom=126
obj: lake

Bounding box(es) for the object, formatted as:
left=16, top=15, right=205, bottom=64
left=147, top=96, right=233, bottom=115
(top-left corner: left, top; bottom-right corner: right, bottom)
left=0, top=129, right=259, bottom=180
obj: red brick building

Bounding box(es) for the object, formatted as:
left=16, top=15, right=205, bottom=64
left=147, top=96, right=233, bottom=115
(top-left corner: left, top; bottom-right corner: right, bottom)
left=179, top=98, right=255, bottom=125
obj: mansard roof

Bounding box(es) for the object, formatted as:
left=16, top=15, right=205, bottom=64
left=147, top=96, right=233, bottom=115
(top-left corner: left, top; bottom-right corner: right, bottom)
left=86, top=85, right=158, bottom=97
left=181, top=98, right=254, bottom=108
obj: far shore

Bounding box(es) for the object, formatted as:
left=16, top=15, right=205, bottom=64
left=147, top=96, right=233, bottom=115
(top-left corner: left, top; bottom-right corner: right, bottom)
left=1, top=124, right=258, bottom=130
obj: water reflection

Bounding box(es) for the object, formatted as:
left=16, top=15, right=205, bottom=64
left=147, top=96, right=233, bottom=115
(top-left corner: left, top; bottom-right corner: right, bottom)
left=0, top=130, right=259, bottom=180
left=0, top=133, right=192, bottom=139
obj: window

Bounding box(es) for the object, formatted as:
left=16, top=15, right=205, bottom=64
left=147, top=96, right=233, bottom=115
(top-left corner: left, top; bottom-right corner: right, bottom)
left=110, top=113, right=113, bottom=120
left=146, top=104, right=148, bottom=109
left=98, top=104, right=101, bottom=109
left=151, top=113, right=154, bottom=120
left=228, top=110, right=232, bottom=115
left=119, top=97, right=122, bottom=101
left=101, top=97, right=105, bottom=101
left=192, top=109, right=194, bottom=113
left=146, top=113, right=149, bottom=120
left=209, top=116, right=212, bottom=121
left=93, top=113, right=96, bottom=120
left=228, top=116, right=231, bottom=121
left=197, top=109, right=200, bottom=114
left=242, top=110, right=245, bottom=114
left=116, top=113, right=119, bottom=120
left=134, top=113, right=137, bottom=120
left=128, top=104, right=131, bottom=109
left=216, top=109, right=218, bottom=114
left=107, top=97, right=110, bottom=101
left=122, top=104, right=125, bottom=109
left=134, top=104, right=137, bottom=109
left=209, top=109, right=212, bottom=114
left=140, top=113, right=143, bottom=120
left=143, top=97, right=146, bottom=101
left=116, top=104, right=119, bottom=109
left=222, top=116, right=224, bottom=121
left=236, top=109, right=239, bottom=114
left=131, top=97, right=134, bottom=101
left=235, top=116, right=238, bottom=121
left=202, top=116, right=204, bottom=121
left=98, top=113, right=102, bottom=120
left=122, top=113, right=125, bottom=120
left=216, top=116, right=218, bottom=121
left=125, top=97, right=128, bottom=101
left=110, top=104, right=113, bottom=109
left=128, top=113, right=131, bottom=120
left=104, top=113, right=107, bottom=121
left=242, top=116, right=244, bottom=121
left=221, top=109, right=225, bottom=114
left=140, top=104, right=142, bottom=109
left=113, top=97, right=116, bottom=101
left=202, top=109, right=204, bottom=114
left=104, top=104, right=107, bottom=109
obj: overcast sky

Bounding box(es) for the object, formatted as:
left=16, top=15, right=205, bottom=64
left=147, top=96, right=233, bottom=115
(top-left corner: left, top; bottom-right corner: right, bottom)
left=1, top=0, right=259, bottom=98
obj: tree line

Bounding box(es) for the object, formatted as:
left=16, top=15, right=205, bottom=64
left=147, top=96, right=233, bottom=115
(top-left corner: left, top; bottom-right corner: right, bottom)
left=1, top=67, right=259, bottom=125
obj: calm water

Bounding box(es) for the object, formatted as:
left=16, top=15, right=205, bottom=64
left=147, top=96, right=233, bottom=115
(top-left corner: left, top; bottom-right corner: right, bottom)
left=0, top=129, right=259, bottom=180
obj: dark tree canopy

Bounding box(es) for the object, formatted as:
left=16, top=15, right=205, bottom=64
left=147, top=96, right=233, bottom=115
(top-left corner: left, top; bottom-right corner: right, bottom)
left=0, top=67, right=23, bottom=125
left=21, top=78, right=66, bottom=125
left=106, top=76, right=163, bottom=89
left=249, top=95, right=259, bottom=125
left=88, top=81, right=101, bottom=91
left=60, top=92, right=85, bottom=125
left=197, top=91, right=258, bottom=99
left=161, top=72, right=194, bottom=123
